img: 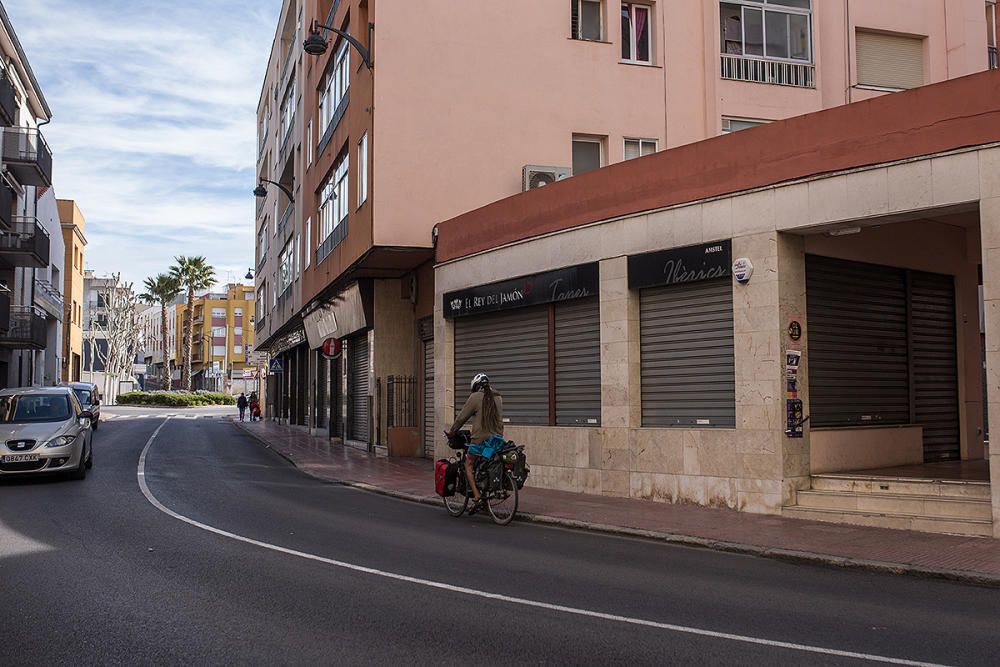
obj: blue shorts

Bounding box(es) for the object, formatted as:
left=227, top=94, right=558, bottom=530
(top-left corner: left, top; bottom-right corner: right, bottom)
left=468, top=435, right=505, bottom=459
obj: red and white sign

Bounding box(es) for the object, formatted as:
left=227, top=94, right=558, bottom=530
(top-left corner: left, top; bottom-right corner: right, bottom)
left=321, top=337, right=342, bottom=360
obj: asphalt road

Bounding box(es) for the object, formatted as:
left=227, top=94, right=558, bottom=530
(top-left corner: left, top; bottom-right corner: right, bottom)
left=1, top=407, right=998, bottom=666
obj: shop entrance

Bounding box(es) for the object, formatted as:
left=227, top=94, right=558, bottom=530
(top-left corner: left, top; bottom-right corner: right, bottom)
left=806, top=255, right=960, bottom=462
left=347, top=332, right=370, bottom=444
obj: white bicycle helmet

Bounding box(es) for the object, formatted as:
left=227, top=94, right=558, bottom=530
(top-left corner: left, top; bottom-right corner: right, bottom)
left=471, top=372, right=490, bottom=392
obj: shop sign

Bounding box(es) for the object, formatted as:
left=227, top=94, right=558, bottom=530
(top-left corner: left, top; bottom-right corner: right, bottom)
left=732, top=257, right=753, bottom=284
left=628, top=240, right=732, bottom=290
left=303, top=283, right=367, bottom=349
left=444, top=263, right=599, bottom=319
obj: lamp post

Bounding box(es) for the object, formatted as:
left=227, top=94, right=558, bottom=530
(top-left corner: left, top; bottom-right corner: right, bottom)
left=303, top=20, right=374, bottom=70
left=254, top=178, right=295, bottom=203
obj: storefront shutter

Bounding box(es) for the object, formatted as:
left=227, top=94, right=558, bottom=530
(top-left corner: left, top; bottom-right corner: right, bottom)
left=910, top=271, right=960, bottom=461
left=856, top=31, right=924, bottom=90
left=806, top=255, right=910, bottom=427
left=454, top=306, right=549, bottom=425
left=639, top=278, right=735, bottom=427
left=555, top=297, right=601, bottom=425
left=347, top=333, right=370, bottom=443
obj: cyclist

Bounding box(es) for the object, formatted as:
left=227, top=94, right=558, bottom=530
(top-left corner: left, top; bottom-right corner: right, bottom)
left=447, top=372, right=504, bottom=514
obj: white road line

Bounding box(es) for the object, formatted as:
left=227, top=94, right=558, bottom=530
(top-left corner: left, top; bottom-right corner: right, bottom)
left=136, top=419, right=946, bottom=667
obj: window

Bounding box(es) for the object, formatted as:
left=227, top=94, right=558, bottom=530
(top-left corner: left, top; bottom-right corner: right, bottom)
left=720, top=1, right=812, bottom=62
left=358, top=133, right=368, bottom=207
left=280, top=79, right=296, bottom=141
left=213, top=346, right=226, bottom=357
left=855, top=31, right=924, bottom=90
left=294, top=234, right=300, bottom=279
left=257, top=284, right=267, bottom=313
left=306, top=120, right=313, bottom=166
left=721, top=116, right=769, bottom=132
left=257, top=223, right=268, bottom=261
left=278, top=241, right=294, bottom=294
left=571, top=0, right=602, bottom=40
left=319, top=150, right=349, bottom=242
left=621, top=3, right=652, bottom=63
left=212, top=326, right=227, bottom=338
left=304, top=217, right=312, bottom=268
left=624, top=138, right=657, bottom=160
left=319, top=41, right=350, bottom=133
left=572, top=136, right=604, bottom=176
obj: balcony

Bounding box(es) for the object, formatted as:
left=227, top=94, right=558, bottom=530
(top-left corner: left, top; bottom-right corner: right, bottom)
left=0, top=217, right=50, bottom=268
left=255, top=312, right=266, bottom=332
left=0, top=71, right=15, bottom=126
left=0, top=290, right=9, bottom=334
left=0, top=181, right=13, bottom=230
left=2, top=127, right=53, bottom=187
left=277, top=202, right=293, bottom=236
left=720, top=54, right=815, bottom=89
left=0, top=306, right=47, bottom=349
left=990, top=46, right=998, bottom=70
left=33, top=279, right=63, bottom=320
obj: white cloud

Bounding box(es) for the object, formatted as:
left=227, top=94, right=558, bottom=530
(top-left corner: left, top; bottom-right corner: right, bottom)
left=4, top=0, right=279, bottom=285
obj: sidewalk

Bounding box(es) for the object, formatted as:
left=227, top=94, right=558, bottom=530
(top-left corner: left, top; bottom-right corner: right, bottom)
left=233, top=419, right=1000, bottom=587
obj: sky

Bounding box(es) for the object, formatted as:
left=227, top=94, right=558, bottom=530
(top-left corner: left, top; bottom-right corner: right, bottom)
left=5, top=0, right=281, bottom=288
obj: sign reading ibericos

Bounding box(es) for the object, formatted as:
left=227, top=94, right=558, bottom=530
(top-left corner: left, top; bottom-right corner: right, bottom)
left=444, top=263, right=599, bottom=319
left=627, top=239, right=732, bottom=290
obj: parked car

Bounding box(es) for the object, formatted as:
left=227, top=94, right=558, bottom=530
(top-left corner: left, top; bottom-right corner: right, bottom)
left=60, top=382, right=102, bottom=430
left=0, top=387, right=94, bottom=480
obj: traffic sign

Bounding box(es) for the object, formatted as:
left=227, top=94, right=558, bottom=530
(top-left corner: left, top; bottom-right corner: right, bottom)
left=268, top=358, right=284, bottom=374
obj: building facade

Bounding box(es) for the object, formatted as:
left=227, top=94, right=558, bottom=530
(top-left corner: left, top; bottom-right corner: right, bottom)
left=139, top=300, right=178, bottom=390
left=58, top=199, right=87, bottom=383
left=175, top=284, right=256, bottom=393
left=0, top=3, right=56, bottom=389
left=254, top=0, right=1000, bottom=455
left=435, top=71, right=1000, bottom=538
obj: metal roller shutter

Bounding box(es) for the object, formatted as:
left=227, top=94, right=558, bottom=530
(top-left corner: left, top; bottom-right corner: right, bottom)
left=555, top=297, right=601, bottom=425
left=806, top=255, right=910, bottom=426
left=856, top=31, right=924, bottom=90
left=910, top=271, right=960, bottom=462
left=640, top=278, right=735, bottom=428
left=454, top=306, right=549, bottom=425
left=347, top=333, right=370, bottom=443
left=423, top=338, right=435, bottom=457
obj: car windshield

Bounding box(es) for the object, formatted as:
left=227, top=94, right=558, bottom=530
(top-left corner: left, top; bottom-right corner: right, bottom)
left=0, top=395, right=73, bottom=423
left=73, top=389, right=93, bottom=406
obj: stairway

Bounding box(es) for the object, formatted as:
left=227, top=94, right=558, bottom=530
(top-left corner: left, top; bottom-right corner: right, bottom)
left=785, top=473, right=993, bottom=537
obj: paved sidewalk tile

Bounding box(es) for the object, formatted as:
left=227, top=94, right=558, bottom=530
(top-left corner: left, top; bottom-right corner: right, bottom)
left=234, top=420, right=1000, bottom=583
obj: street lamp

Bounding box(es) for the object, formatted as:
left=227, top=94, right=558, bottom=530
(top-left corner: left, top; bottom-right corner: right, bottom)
left=254, top=178, right=295, bottom=203
left=303, top=20, right=374, bottom=70
left=245, top=269, right=254, bottom=281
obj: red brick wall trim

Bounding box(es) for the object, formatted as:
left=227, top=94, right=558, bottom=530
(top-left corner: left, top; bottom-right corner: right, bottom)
left=436, top=71, right=1000, bottom=263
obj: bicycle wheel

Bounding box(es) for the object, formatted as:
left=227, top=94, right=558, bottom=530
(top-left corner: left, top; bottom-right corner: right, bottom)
left=486, top=470, right=518, bottom=525
left=444, top=474, right=469, bottom=517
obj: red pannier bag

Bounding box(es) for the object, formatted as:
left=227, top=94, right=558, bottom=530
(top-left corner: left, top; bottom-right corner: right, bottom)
left=435, top=459, right=453, bottom=497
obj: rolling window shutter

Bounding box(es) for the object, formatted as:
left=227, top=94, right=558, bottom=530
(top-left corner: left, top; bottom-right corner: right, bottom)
left=806, top=255, right=910, bottom=427
left=856, top=31, right=924, bottom=89
left=639, top=278, right=735, bottom=428
left=555, top=297, right=601, bottom=425
left=454, top=307, right=549, bottom=425
left=348, top=333, right=370, bottom=442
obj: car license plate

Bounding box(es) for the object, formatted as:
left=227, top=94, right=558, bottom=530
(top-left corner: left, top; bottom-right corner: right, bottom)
left=2, top=454, right=40, bottom=463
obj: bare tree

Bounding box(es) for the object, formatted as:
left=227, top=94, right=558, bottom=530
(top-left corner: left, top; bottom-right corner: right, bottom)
left=93, top=273, right=143, bottom=403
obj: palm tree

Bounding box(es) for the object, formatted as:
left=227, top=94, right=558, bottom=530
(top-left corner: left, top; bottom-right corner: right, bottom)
left=170, top=256, right=216, bottom=391
left=140, top=274, right=182, bottom=391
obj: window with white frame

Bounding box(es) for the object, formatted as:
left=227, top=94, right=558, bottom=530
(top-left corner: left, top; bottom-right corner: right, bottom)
left=319, top=41, right=350, bottom=134
left=213, top=346, right=226, bottom=357
left=211, top=308, right=226, bottom=319
left=257, top=223, right=268, bottom=261
left=257, top=284, right=266, bottom=313
left=234, top=345, right=244, bottom=355
left=720, top=1, right=812, bottom=62
left=624, top=138, right=657, bottom=160
left=721, top=116, right=770, bottom=132
left=280, top=79, right=296, bottom=140
left=306, top=120, right=313, bottom=166
left=319, top=150, right=349, bottom=242
left=304, top=217, right=312, bottom=268
left=572, top=136, right=604, bottom=176
left=621, top=3, right=652, bottom=63
left=358, top=133, right=368, bottom=207
left=294, top=234, right=300, bottom=279
left=571, top=0, right=603, bottom=40
left=278, top=241, right=294, bottom=294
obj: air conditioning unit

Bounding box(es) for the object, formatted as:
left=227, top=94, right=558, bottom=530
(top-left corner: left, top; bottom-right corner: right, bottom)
left=522, top=165, right=570, bottom=192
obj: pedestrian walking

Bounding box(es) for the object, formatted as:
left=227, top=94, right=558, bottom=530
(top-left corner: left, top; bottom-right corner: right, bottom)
left=237, top=392, right=248, bottom=422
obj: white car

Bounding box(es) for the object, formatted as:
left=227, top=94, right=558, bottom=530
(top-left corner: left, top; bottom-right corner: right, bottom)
left=0, top=387, right=94, bottom=480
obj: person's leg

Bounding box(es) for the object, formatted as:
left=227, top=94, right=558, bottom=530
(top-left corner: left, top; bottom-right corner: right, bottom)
left=464, top=454, right=480, bottom=502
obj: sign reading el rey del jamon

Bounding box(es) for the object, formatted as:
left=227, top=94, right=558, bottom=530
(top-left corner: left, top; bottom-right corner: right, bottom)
left=444, top=263, right=599, bottom=319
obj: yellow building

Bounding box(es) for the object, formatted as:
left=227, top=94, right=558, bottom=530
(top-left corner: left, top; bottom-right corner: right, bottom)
left=175, top=284, right=256, bottom=392
left=57, top=199, right=87, bottom=382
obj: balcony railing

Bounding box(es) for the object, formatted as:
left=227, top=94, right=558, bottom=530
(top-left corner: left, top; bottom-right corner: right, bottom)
left=34, top=279, right=63, bottom=320
left=0, top=217, right=50, bottom=268
left=990, top=46, right=998, bottom=70
left=720, top=54, right=816, bottom=89
left=1, top=127, right=53, bottom=187
left=255, top=313, right=266, bottom=332
left=277, top=202, right=293, bottom=235
left=0, top=71, right=15, bottom=126
left=0, top=182, right=12, bottom=230
left=0, top=290, right=9, bottom=334
left=0, top=306, right=47, bottom=349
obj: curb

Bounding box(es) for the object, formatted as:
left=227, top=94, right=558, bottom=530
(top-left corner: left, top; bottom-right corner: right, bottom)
left=232, top=421, right=1000, bottom=589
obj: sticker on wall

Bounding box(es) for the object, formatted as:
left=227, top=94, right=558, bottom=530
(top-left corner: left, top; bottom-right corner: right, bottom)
left=732, top=257, right=754, bottom=284
left=786, top=399, right=804, bottom=438
left=785, top=350, right=801, bottom=374
left=787, top=320, right=802, bottom=341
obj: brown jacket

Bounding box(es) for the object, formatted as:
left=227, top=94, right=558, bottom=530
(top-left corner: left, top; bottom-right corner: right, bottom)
left=450, top=391, right=504, bottom=444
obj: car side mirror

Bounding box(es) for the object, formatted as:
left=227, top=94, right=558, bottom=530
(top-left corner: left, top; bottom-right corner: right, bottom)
left=79, top=410, right=94, bottom=421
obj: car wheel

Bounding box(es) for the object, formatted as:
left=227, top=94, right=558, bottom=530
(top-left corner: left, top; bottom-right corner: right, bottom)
left=85, top=443, right=93, bottom=469
left=71, top=449, right=88, bottom=480
left=91, top=418, right=99, bottom=431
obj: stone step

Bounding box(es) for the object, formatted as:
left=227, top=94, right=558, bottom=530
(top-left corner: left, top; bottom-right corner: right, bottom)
left=784, top=506, right=993, bottom=538
left=810, top=474, right=991, bottom=500
left=796, top=490, right=992, bottom=521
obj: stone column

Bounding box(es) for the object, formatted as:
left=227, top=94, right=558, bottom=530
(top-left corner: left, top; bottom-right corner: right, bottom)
left=598, top=256, right=639, bottom=497
left=979, top=194, right=1000, bottom=537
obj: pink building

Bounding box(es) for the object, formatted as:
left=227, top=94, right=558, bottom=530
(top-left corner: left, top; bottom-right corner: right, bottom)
left=255, top=0, right=1000, bottom=458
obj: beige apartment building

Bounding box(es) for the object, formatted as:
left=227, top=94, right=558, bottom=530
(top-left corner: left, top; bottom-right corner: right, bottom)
left=254, top=0, right=1000, bottom=457
left=58, top=199, right=86, bottom=382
